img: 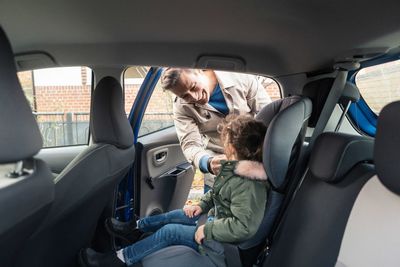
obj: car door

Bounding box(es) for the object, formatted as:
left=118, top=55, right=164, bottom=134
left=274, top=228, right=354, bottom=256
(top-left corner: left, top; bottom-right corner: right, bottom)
left=116, top=67, right=195, bottom=220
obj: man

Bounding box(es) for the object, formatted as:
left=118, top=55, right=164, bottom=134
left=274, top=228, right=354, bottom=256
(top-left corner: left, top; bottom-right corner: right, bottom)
left=160, top=68, right=271, bottom=191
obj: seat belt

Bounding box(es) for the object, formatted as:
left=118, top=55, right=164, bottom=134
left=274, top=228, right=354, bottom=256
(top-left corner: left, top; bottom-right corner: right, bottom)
left=308, top=68, right=348, bottom=149
left=254, top=62, right=359, bottom=267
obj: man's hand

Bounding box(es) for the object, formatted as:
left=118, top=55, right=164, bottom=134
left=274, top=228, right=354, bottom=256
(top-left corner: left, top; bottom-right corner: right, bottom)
left=209, top=154, right=227, bottom=175
left=183, top=205, right=202, bottom=218
left=195, top=225, right=205, bottom=244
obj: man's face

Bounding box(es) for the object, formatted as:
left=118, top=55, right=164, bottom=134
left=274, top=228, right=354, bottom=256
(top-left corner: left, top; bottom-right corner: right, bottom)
left=169, top=70, right=211, bottom=105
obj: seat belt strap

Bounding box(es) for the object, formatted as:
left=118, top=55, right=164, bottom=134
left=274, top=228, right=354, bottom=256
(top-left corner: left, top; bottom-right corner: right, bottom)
left=308, top=69, right=348, bottom=149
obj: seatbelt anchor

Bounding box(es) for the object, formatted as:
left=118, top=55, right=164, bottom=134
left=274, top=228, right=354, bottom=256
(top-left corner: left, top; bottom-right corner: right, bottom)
left=333, top=61, right=360, bottom=71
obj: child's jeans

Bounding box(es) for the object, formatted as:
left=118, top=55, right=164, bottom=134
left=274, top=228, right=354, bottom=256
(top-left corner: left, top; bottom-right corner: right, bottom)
left=122, top=209, right=201, bottom=265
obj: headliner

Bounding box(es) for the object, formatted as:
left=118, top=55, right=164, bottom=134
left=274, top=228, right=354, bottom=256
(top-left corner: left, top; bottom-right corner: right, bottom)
left=1, top=0, right=399, bottom=76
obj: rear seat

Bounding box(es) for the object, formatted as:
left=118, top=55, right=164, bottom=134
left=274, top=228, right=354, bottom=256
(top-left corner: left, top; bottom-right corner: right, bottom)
left=264, top=101, right=400, bottom=267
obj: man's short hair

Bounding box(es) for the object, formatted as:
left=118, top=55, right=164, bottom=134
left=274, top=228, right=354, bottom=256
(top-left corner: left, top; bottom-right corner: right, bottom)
left=160, top=68, right=197, bottom=90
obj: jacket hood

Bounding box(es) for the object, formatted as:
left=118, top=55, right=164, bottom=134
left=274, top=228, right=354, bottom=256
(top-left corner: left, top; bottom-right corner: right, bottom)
left=234, top=160, right=268, bottom=181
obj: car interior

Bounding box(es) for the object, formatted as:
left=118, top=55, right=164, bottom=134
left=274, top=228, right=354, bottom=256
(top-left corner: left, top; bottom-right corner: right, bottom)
left=1, top=0, right=400, bottom=266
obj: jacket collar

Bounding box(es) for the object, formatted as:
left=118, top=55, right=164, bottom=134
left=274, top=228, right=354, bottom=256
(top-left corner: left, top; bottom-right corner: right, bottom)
left=233, top=160, right=268, bottom=181
left=215, top=71, right=235, bottom=89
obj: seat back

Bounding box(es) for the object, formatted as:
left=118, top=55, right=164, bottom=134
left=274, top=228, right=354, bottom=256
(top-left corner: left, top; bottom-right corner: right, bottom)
left=335, top=101, right=400, bottom=267
left=16, top=77, right=136, bottom=267
left=264, top=132, right=375, bottom=267
left=223, top=96, right=312, bottom=266
left=0, top=27, right=54, bottom=266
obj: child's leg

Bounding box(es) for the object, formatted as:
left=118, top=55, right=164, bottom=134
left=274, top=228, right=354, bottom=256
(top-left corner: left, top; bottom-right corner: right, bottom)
left=138, top=209, right=199, bottom=232
left=122, top=224, right=197, bottom=265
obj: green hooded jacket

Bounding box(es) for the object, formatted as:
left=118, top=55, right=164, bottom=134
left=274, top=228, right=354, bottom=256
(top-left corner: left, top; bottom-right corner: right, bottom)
left=198, top=160, right=268, bottom=243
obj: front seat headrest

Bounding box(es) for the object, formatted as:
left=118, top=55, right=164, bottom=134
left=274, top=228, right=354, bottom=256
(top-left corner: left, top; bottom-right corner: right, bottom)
left=90, top=76, right=134, bottom=149
left=375, top=101, right=400, bottom=195
left=0, top=27, right=43, bottom=163
left=256, top=96, right=312, bottom=190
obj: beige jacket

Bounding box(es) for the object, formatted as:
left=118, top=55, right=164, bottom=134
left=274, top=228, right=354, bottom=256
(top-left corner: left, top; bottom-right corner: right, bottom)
left=173, top=71, right=271, bottom=172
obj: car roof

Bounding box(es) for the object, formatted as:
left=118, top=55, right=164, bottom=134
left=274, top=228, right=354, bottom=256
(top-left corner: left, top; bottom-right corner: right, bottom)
left=1, top=0, right=400, bottom=76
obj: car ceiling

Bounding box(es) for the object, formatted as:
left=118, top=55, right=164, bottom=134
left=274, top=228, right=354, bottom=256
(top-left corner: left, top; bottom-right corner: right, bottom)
left=0, top=0, right=400, bottom=76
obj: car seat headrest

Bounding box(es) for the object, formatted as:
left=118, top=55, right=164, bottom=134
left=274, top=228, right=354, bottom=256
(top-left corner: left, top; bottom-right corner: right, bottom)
left=374, top=101, right=400, bottom=195
left=0, top=27, right=43, bottom=163
left=310, top=132, right=374, bottom=183
left=256, top=96, right=312, bottom=190
left=90, top=76, right=134, bottom=148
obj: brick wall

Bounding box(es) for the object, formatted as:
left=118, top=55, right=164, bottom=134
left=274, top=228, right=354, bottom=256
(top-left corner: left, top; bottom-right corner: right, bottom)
left=34, top=85, right=91, bottom=113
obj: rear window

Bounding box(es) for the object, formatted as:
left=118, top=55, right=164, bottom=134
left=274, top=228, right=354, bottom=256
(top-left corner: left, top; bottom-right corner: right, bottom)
left=355, top=59, right=400, bottom=113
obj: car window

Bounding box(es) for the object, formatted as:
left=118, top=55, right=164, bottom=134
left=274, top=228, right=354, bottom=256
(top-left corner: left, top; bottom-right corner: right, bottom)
left=356, top=59, right=400, bottom=113
left=18, top=66, right=92, bottom=148
left=124, top=67, right=281, bottom=138
left=124, top=67, right=175, bottom=137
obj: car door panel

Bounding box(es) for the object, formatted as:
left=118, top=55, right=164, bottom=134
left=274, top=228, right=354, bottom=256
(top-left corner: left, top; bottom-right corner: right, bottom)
left=136, top=127, right=194, bottom=217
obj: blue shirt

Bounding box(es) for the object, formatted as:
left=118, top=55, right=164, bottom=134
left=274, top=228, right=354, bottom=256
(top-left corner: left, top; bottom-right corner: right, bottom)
left=208, top=84, right=229, bottom=115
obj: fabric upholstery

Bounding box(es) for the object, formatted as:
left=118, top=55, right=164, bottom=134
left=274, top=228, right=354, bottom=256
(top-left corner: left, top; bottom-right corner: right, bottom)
left=91, top=76, right=134, bottom=149
left=374, top=101, right=400, bottom=195
left=0, top=160, right=54, bottom=266
left=264, top=163, right=375, bottom=267
left=0, top=27, right=42, bottom=163
left=16, top=77, right=135, bottom=267
left=141, top=246, right=215, bottom=267
left=309, top=132, right=374, bottom=182
left=336, top=176, right=400, bottom=267
left=256, top=96, right=312, bottom=189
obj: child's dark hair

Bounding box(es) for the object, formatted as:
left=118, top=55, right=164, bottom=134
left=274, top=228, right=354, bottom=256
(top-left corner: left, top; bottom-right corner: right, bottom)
left=219, top=115, right=267, bottom=162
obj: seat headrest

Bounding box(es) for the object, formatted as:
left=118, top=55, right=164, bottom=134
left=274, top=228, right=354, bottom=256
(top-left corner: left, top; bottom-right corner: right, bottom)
left=90, top=76, right=134, bottom=148
left=341, top=82, right=360, bottom=103
left=0, top=27, right=43, bottom=163
left=310, top=132, right=374, bottom=183
left=375, top=101, right=400, bottom=195
left=256, top=96, right=312, bottom=189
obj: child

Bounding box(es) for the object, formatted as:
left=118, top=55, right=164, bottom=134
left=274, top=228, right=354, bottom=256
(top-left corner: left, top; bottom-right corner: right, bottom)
left=79, top=115, right=268, bottom=267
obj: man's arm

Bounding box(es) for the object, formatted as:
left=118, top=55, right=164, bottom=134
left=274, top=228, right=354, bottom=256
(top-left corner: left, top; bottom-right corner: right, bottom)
left=246, top=76, right=272, bottom=113
left=173, top=106, right=209, bottom=169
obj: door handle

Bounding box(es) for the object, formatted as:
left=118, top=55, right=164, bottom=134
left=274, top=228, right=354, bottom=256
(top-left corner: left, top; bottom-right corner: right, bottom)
left=156, top=151, right=167, bottom=162
left=153, top=148, right=168, bottom=166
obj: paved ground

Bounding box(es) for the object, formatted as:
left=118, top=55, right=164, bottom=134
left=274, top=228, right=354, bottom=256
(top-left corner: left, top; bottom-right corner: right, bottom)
left=186, top=169, right=204, bottom=205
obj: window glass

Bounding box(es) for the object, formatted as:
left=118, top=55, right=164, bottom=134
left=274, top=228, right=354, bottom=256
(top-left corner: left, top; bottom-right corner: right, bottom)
left=356, top=60, right=400, bottom=113
left=124, top=68, right=281, bottom=138
left=124, top=67, right=174, bottom=137
left=18, top=66, right=92, bottom=148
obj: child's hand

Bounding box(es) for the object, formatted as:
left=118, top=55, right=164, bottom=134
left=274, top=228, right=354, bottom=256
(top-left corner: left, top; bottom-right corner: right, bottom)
left=195, top=225, right=205, bottom=244
left=183, top=205, right=202, bottom=218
